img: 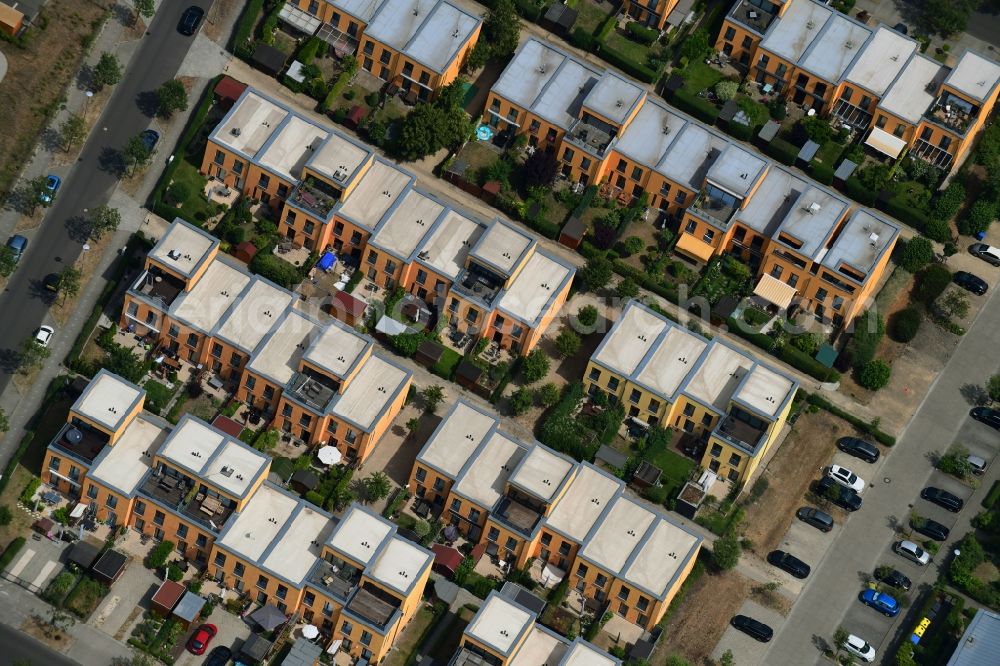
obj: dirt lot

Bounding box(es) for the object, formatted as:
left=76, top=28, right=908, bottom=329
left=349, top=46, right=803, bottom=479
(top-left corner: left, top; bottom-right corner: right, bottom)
left=0, top=466, right=36, bottom=549
left=655, top=569, right=752, bottom=664
left=740, top=409, right=855, bottom=554
left=0, top=0, right=111, bottom=196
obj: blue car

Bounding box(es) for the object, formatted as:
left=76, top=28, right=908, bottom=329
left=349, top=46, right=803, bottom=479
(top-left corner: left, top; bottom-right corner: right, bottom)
left=859, top=589, right=899, bottom=617
left=5, top=234, right=27, bottom=263
left=40, top=174, right=61, bottom=203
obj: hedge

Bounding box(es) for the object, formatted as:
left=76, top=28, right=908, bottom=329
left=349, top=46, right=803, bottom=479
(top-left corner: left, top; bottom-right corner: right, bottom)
left=0, top=537, right=26, bottom=570
left=722, top=122, right=753, bottom=142
left=764, top=138, right=799, bottom=166
left=513, top=0, right=544, bottom=22
left=670, top=90, right=719, bottom=125
left=779, top=344, right=840, bottom=382
left=626, top=22, right=659, bottom=45
left=230, top=0, right=265, bottom=59
left=844, top=176, right=877, bottom=206
left=810, top=162, right=835, bottom=185
left=321, top=58, right=357, bottom=112
left=597, top=44, right=659, bottom=83
left=571, top=185, right=598, bottom=219
left=725, top=317, right=776, bottom=351
left=806, top=393, right=896, bottom=446
left=877, top=196, right=930, bottom=231
left=596, top=15, right=617, bottom=41
left=569, top=27, right=598, bottom=52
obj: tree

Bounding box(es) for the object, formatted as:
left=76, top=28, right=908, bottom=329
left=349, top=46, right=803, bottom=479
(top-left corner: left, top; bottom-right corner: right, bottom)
left=714, top=80, right=738, bottom=101
left=921, top=0, right=977, bottom=36
left=890, top=307, right=921, bottom=343
left=422, top=384, right=444, bottom=413
left=833, top=626, right=850, bottom=653
left=899, top=237, right=934, bottom=273
left=988, top=374, right=1000, bottom=402
left=846, top=310, right=885, bottom=368
left=521, top=150, right=558, bottom=189
left=536, top=383, right=560, bottom=407
left=554, top=328, right=581, bottom=358
left=712, top=534, right=741, bottom=570
left=615, top=277, right=639, bottom=300
left=59, top=113, right=87, bottom=152
left=576, top=305, right=598, bottom=328
left=58, top=266, right=82, bottom=304
left=19, top=337, right=50, bottom=373
left=578, top=256, right=613, bottom=292
left=102, top=344, right=146, bottom=382
left=679, top=28, right=710, bottom=62
left=167, top=181, right=191, bottom=205
left=482, top=0, right=520, bottom=59
left=124, top=133, right=153, bottom=175
left=92, top=52, right=123, bottom=89
left=155, top=79, right=188, bottom=118
left=719, top=649, right=735, bottom=666
left=0, top=406, right=8, bottom=432
left=858, top=359, right=891, bottom=391
left=509, top=387, right=533, bottom=415
left=522, top=349, right=550, bottom=383
left=938, top=444, right=973, bottom=478
left=405, top=417, right=420, bottom=435
left=915, top=264, right=952, bottom=304
left=17, top=176, right=50, bottom=214
left=360, top=471, right=391, bottom=503
left=147, top=540, right=175, bottom=569
left=133, top=0, right=154, bottom=25
left=0, top=246, right=16, bottom=278
left=413, top=519, right=431, bottom=538
left=395, top=103, right=470, bottom=161
left=0, top=505, right=12, bottom=526
left=89, top=205, right=121, bottom=239
left=621, top=236, right=645, bottom=256
left=937, top=290, right=969, bottom=320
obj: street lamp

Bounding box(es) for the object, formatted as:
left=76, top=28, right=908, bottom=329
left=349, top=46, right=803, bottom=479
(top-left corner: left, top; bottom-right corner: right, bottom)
left=84, top=90, right=94, bottom=117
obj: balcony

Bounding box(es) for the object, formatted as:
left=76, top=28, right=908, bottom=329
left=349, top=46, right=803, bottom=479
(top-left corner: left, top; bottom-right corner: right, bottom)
left=925, top=92, right=978, bottom=135
left=138, top=469, right=235, bottom=533
left=689, top=189, right=738, bottom=228
left=131, top=267, right=185, bottom=309
left=452, top=264, right=503, bottom=307
left=713, top=414, right=766, bottom=453
left=50, top=422, right=110, bottom=465
left=346, top=584, right=400, bottom=629
left=491, top=496, right=542, bottom=537
left=452, top=648, right=493, bottom=666
left=306, top=557, right=362, bottom=601
left=729, top=0, right=778, bottom=35
left=564, top=119, right=615, bottom=158
left=913, top=138, right=955, bottom=169
left=285, top=371, right=338, bottom=412
left=832, top=98, right=873, bottom=130
left=289, top=177, right=340, bottom=222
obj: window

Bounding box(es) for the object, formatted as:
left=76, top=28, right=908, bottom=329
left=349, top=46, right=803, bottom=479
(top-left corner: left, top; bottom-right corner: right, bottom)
left=505, top=536, right=517, bottom=551
left=660, top=182, right=671, bottom=196
left=488, top=527, right=500, bottom=542
left=258, top=174, right=270, bottom=189
left=245, top=375, right=257, bottom=390
left=466, top=309, right=478, bottom=324
left=257, top=574, right=269, bottom=590
left=277, top=183, right=289, bottom=198
left=433, top=478, right=445, bottom=492
left=703, top=229, right=715, bottom=243
left=741, top=35, right=752, bottom=49
left=211, top=343, right=223, bottom=358
left=214, top=552, right=226, bottom=567
left=893, top=123, right=905, bottom=138
left=618, top=586, right=631, bottom=601
left=385, top=259, right=397, bottom=274
left=701, top=413, right=713, bottom=427
left=494, top=315, right=506, bottom=330
left=415, top=467, right=427, bottom=483
left=282, top=404, right=293, bottom=417
left=186, top=332, right=198, bottom=348
left=758, top=54, right=770, bottom=69
left=637, top=596, right=649, bottom=612
left=607, top=376, right=620, bottom=391
left=360, top=630, right=373, bottom=647
left=87, top=485, right=98, bottom=499
left=939, top=135, right=952, bottom=151
left=448, top=298, right=459, bottom=313
left=263, top=385, right=275, bottom=400
left=815, top=288, right=828, bottom=302
left=49, top=456, right=61, bottom=470
left=233, top=160, right=244, bottom=174
left=511, top=324, right=524, bottom=338
left=303, top=220, right=315, bottom=235
left=728, top=469, right=741, bottom=483
left=589, top=367, right=601, bottom=382
left=683, top=403, right=695, bottom=417
left=334, top=221, right=344, bottom=236
left=876, top=115, right=887, bottom=129
left=341, top=620, right=353, bottom=635
left=154, top=511, right=165, bottom=526
left=416, top=269, right=427, bottom=285
left=380, top=50, right=391, bottom=65
left=631, top=166, right=643, bottom=181
left=729, top=452, right=742, bottom=466
left=363, top=41, right=374, bottom=55
left=541, top=533, right=552, bottom=546
left=710, top=443, right=723, bottom=457
left=350, top=231, right=363, bottom=245
left=468, top=508, right=481, bottom=523
left=685, top=219, right=697, bottom=233
left=628, top=388, right=642, bottom=404
left=619, top=602, right=629, bottom=616
left=648, top=398, right=661, bottom=413
left=127, top=302, right=138, bottom=317
left=168, top=324, right=180, bottom=338
left=214, top=150, right=225, bottom=165
left=562, top=147, right=575, bottom=163
left=276, top=584, right=288, bottom=600
left=580, top=156, right=592, bottom=171
left=104, top=494, right=117, bottom=508
left=576, top=563, right=589, bottom=578
left=558, top=541, right=570, bottom=556
left=176, top=524, right=188, bottom=538
left=787, top=274, right=798, bottom=288
left=842, top=86, right=854, bottom=101
left=326, top=420, right=338, bottom=434
left=724, top=27, right=735, bottom=40
left=860, top=95, right=872, bottom=110
left=234, top=562, right=245, bottom=577
left=595, top=573, right=608, bottom=588
left=196, top=534, right=207, bottom=548
left=230, top=352, right=242, bottom=368
left=450, top=498, right=462, bottom=513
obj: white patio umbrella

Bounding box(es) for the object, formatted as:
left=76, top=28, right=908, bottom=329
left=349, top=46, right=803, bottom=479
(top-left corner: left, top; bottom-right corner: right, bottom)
left=302, top=624, right=320, bottom=639
left=317, top=446, right=342, bottom=466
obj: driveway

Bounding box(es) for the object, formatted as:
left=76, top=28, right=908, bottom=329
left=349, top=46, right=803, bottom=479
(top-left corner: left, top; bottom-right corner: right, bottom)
left=172, top=604, right=254, bottom=666
left=89, top=563, right=161, bottom=639
left=4, top=534, right=66, bottom=592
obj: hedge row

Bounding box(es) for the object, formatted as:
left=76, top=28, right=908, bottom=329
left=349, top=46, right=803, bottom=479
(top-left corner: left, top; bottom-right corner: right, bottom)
left=230, top=0, right=265, bottom=59
left=571, top=185, right=599, bottom=219
left=626, top=22, right=660, bottom=45
left=810, top=162, right=835, bottom=185
left=844, top=176, right=877, bottom=206
left=0, top=537, right=26, bottom=571
left=806, top=393, right=896, bottom=446
left=877, top=196, right=930, bottom=232
left=598, top=44, right=659, bottom=83
left=669, top=90, right=720, bottom=125
left=722, top=121, right=753, bottom=142
left=779, top=344, right=840, bottom=383
left=764, top=138, right=799, bottom=166
left=512, top=0, right=544, bottom=22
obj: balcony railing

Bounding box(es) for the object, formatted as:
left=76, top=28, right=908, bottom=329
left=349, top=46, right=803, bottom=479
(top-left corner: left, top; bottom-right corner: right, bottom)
left=729, top=0, right=778, bottom=34
left=924, top=92, right=977, bottom=135
left=130, top=268, right=185, bottom=309
left=713, top=414, right=766, bottom=454
left=289, top=178, right=339, bottom=221
left=913, top=138, right=955, bottom=169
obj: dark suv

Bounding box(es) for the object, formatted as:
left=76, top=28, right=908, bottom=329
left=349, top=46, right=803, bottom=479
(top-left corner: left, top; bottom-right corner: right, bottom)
left=815, top=476, right=862, bottom=512
left=731, top=615, right=773, bottom=642
left=836, top=437, right=880, bottom=463
left=921, top=487, right=963, bottom=512
left=971, top=407, right=1000, bottom=430
left=796, top=507, right=834, bottom=532
left=178, top=6, right=204, bottom=35
left=767, top=550, right=810, bottom=578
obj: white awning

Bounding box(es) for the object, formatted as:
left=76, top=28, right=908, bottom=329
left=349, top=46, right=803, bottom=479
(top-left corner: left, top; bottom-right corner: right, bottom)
left=326, top=639, right=343, bottom=655
left=278, top=4, right=321, bottom=34
left=70, top=503, right=88, bottom=519
left=864, top=127, right=907, bottom=159
left=753, top=274, right=798, bottom=310
left=539, top=563, right=566, bottom=589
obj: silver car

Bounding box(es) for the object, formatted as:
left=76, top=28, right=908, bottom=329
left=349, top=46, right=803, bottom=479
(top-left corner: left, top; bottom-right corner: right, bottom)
left=894, top=540, right=930, bottom=566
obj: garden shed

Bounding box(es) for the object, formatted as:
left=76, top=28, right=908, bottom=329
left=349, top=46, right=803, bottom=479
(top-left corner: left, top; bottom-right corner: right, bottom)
left=559, top=217, right=587, bottom=250
left=67, top=540, right=101, bottom=569
left=541, top=3, right=577, bottom=36
left=327, top=290, right=367, bottom=327
left=214, top=76, right=247, bottom=109
left=150, top=580, right=186, bottom=617
left=92, top=549, right=129, bottom=585
left=415, top=341, right=443, bottom=369
left=290, top=469, right=319, bottom=494
left=240, top=633, right=274, bottom=664
left=172, top=591, right=207, bottom=628
left=234, top=241, right=258, bottom=264
left=632, top=461, right=662, bottom=489
left=251, top=44, right=288, bottom=77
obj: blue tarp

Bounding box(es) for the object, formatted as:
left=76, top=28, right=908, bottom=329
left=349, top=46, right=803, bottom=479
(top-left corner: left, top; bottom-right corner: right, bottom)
left=317, top=252, right=337, bottom=271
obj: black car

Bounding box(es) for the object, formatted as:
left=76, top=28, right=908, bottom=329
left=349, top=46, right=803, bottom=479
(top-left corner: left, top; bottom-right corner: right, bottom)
left=43, top=273, right=61, bottom=292
left=178, top=5, right=204, bottom=35
left=731, top=615, right=773, bottom=642
left=815, top=476, right=863, bottom=512
left=796, top=507, right=834, bottom=532
left=139, top=128, right=160, bottom=152
left=911, top=517, right=950, bottom=541
left=954, top=271, right=988, bottom=295
left=767, top=550, right=810, bottom=579
left=874, top=567, right=912, bottom=592
left=204, top=646, right=232, bottom=666
left=836, top=437, right=880, bottom=463
left=921, top=487, right=964, bottom=513
left=971, top=407, right=1000, bottom=430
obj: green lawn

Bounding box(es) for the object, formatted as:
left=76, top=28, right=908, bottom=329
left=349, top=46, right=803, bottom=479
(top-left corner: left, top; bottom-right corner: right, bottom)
left=644, top=446, right=695, bottom=498
left=164, top=159, right=219, bottom=225
left=604, top=29, right=655, bottom=66
left=680, top=61, right=724, bottom=94
left=575, top=0, right=610, bottom=33
left=432, top=347, right=462, bottom=380
left=812, top=141, right=844, bottom=166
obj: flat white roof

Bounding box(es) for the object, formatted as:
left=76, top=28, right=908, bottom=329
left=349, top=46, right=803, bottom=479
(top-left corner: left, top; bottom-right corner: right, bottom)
left=656, top=124, right=727, bottom=190
left=88, top=415, right=166, bottom=495
left=330, top=354, right=409, bottom=430
left=259, top=504, right=333, bottom=584
left=592, top=303, right=669, bottom=378
left=72, top=371, right=143, bottom=431
left=472, top=220, right=534, bottom=276
left=510, top=626, right=567, bottom=666
left=368, top=535, right=431, bottom=595
left=329, top=0, right=382, bottom=22
left=327, top=506, right=393, bottom=567
left=531, top=58, right=599, bottom=131
left=417, top=402, right=498, bottom=478
left=213, top=90, right=288, bottom=158
left=493, top=39, right=567, bottom=111
left=706, top=144, right=767, bottom=199
left=158, top=417, right=267, bottom=497
left=613, top=101, right=686, bottom=170
left=633, top=325, right=708, bottom=400
left=879, top=54, right=946, bottom=124
left=760, top=0, right=832, bottom=64
left=401, top=0, right=481, bottom=73
left=545, top=465, right=621, bottom=543
left=171, top=259, right=251, bottom=334
left=583, top=71, right=645, bottom=126
left=149, top=220, right=217, bottom=279
left=307, top=132, right=372, bottom=184
left=257, top=115, right=328, bottom=182
left=581, top=497, right=655, bottom=575
left=219, top=483, right=300, bottom=564
left=623, top=518, right=700, bottom=598
left=735, top=166, right=808, bottom=235
left=416, top=209, right=484, bottom=280
left=776, top=186, right=849, bottom=259
left=454, top=431, right=526, bottom=510
left=736, top=364, right=797, bottom=418
left=337, top=159, right=413, bottom=231
left=365, top=0, right=436, bottom=50
left=821, top=209, right=898, bottom=279
left=945, top=50, right=1000, bottom=102
left=844, top=26, right=915, bottom=96
left=247, top=310, right=318, bottom=385
left=682, top=342, right=754, bottom=413
left=370, top=189, right=443, bottom=259
left=562, top=642, right=617, bottom=666
left=798, top=13, right=871, bottom=82
left=214, top=278, right=294, bottom=352
left=509, top=446, right=574, bottom=504
left=497, top=251, right=572, bottom=325
left=466, top=594, right=534, bottom=657
left=303, top=321, right=370, bottom=379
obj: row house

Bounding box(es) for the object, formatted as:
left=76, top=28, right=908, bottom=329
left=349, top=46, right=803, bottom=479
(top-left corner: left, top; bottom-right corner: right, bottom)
left=407, top=399, right=703, bottom=632
left=280, top=0, right=481, bottom=100
left=583, top=301, right=799, bottom=488
left=621, top=0, right=685, bottom=32
left=716, top=0, right=1000, bottom=170
left=201, top=87, right=575, bottom=356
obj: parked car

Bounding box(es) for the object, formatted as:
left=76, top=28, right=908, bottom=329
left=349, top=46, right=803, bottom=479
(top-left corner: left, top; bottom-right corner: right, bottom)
left=954, top=271, right=989, bottom=295
left=836, top=437, right=880, bottom=463
left=894, top=540, right=931, bottom=565
left=204, top=646, right=232, bottom=666
left=826, top=464, right=865, bottom=492
left=186, top=623, right=217, bottom=655
left=139, top=128, right=160, bottom=153
left=178, top=5, right=204, bottom=35
left=767, top=550, right=810, bottom=579
left=5, top=234, right=27, bottom=263
left=970, top=407, right=1000, bottom=430
left=911, top=518, right=950, bottom=541
left=859, top=589, right=900, bottom=617
left=921, top=486, right=964, bottom=512
left=970, top=243, right=1000, bottom=266
left=796, top=507, right=834, bottom=532
left=33, top=325, right=54, bottom=348
left=731, top=615, right=773, bottom=642
left=42, top=273, right=61, bottom=293
left=40, top=174, right=60, bottom=203
left=815, top=477, right=862, bottom=512
left=967, top=454, right=989, bottom=475
left=874, top=567, right=911, bottom=591
left=845, top=634, right=876, bottom=663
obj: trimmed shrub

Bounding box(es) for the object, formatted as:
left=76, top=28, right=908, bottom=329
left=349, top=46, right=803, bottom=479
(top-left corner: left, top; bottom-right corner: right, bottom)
left=670, top=89, right=719, bottom=124
left=915, top=264, right=952, bottom=304
left=858, top=359, right=891, bottom=390
left=147, top=540, right=175, bottom=570
left=898, top=236, right=934, bottom=272
left=764, top=138, right=799, bottom=166
left=0, top=537, right=25, bottom=570
left=723, top=121, right=753, bottom=141
left=925, top=217, right=953, bottom=243
left=810, top=163, right=835, bottom=185
left=845, top=310, right=884, bottom=369
left=932, top=181, right=966, bottom=221
left=569, top=27, right=598, bottom=51
left=779, top=345, right=840, bottom=382
left=598, top=45, right=659, bottom=83
left=806, top=394, right=896, bottom=445
left=626, top=22, right=659, bottom=45
left=845, top=176, right=877, bottom=206
left=229, top=0, right=265, bottom=59
left=891, top=307, right=922, bottom=343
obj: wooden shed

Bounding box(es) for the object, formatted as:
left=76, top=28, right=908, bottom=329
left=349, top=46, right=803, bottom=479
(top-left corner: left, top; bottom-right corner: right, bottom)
left=234, top=241, right=258, bottom=264
left=415, top=340, right=443, bottom=369
left=214, top=76, right=248, bottom=110
left=326, top=290, right=367, bottom=327
left=92, top=549, right=129, bottom=585
left=150, top=580, right=187, bottom=617
left=0, top=3, right=24, bottom=37
left=559, top=217, right=587, bottom=250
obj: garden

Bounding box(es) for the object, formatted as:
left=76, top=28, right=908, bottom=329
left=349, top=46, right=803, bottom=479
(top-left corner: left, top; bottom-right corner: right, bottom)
left=43, top=567, right=109, bottom=619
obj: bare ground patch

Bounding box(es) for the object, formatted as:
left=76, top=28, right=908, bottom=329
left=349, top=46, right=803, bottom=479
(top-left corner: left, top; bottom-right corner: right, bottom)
left=655, top=570, right=752, bottom=664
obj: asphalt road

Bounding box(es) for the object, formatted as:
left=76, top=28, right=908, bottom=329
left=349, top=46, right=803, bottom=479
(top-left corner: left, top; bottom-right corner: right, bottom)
left=0, top=1, right=213, bottom=392
left=763, top=276, right=1000, bottom=664
left=0, top=621, right=79, bottom=666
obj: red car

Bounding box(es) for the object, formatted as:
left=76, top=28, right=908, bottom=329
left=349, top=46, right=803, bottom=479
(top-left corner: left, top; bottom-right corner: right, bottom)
left=186, top=623, right=217, bottom=655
